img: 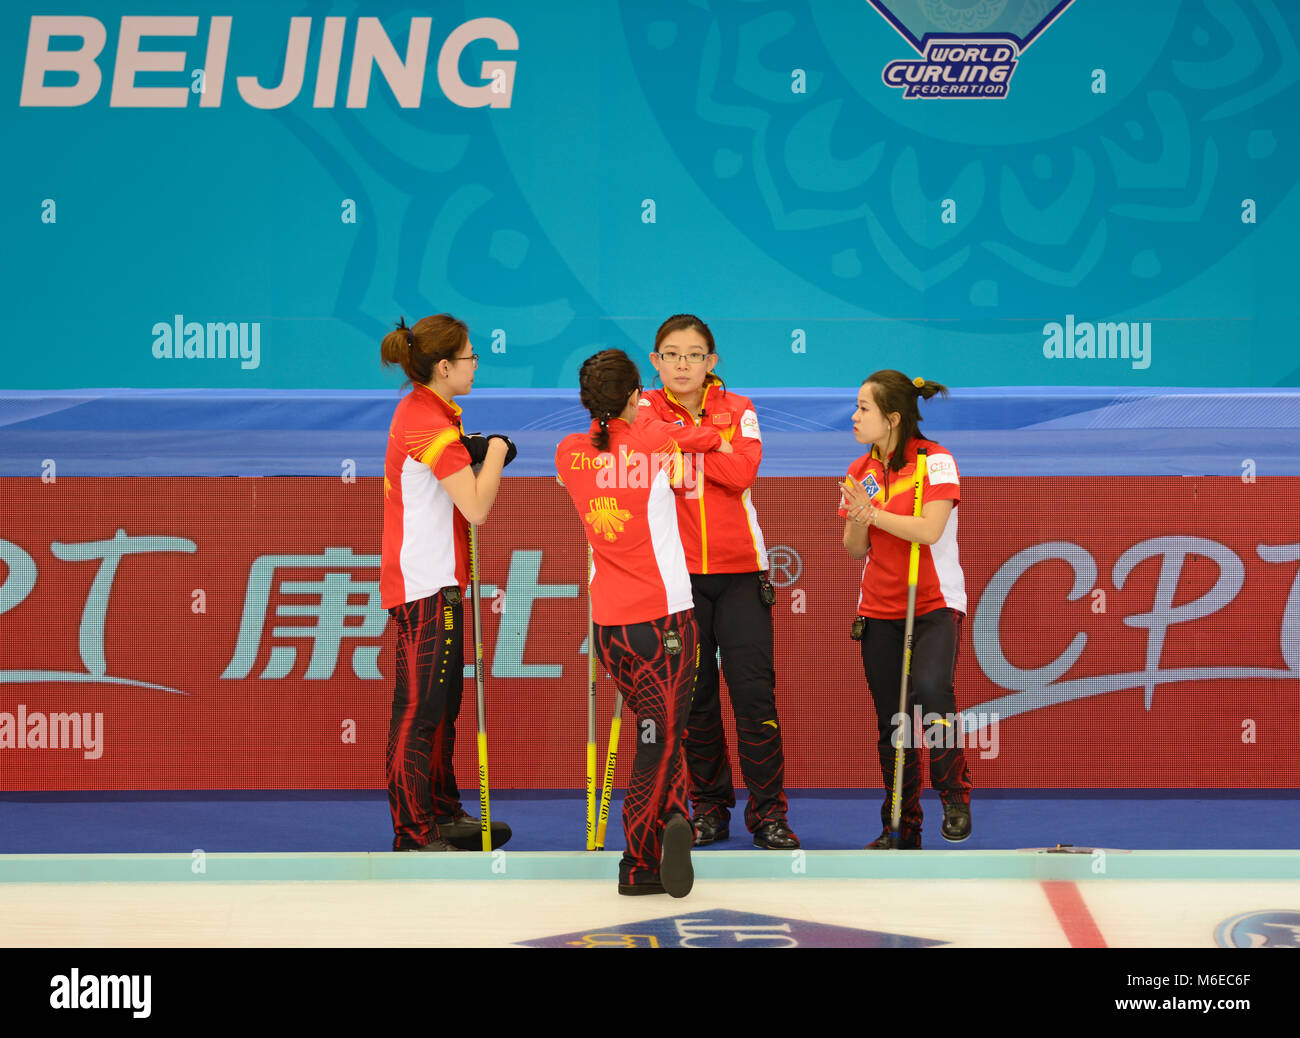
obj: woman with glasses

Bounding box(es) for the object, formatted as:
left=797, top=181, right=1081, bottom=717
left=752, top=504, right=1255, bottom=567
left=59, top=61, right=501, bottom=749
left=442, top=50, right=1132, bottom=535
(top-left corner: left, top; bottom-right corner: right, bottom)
left=555, top=348, right=734, bottom=895
left=379, top=313, right=515, bottom=851
left=639, top=314, right=799, bottom=851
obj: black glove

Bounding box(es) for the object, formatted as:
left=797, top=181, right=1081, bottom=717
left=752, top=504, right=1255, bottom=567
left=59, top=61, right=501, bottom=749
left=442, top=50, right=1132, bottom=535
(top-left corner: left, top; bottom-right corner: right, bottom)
left=489, top=434, right=518, bottom=467
left=460, top=433, right=490, bottom=466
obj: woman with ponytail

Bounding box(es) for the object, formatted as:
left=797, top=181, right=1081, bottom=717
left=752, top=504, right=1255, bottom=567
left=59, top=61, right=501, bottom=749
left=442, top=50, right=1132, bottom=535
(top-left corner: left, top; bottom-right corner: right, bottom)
left=839, top=370, right=973, bottom=849
left=554, top=349, right=733, bottom=896
left=379, top=314, right=515, bottom=852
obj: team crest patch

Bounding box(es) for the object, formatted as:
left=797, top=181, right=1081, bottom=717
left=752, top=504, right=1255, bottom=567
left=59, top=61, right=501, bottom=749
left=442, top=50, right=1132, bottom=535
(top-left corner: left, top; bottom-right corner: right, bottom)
left=585, top=496, right=632, bottom=542
left=1215, top=910, right=1300, bottom=948
left=866, top=0, right=1077, bottom=100
left=518, top=908, right=946, bottom=948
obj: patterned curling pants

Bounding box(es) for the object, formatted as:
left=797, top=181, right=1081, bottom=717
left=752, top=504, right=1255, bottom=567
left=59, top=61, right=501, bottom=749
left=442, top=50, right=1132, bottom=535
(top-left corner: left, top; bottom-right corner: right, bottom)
left=594, top=608, right=698, bottom=886
left=387, top=589, right=465, bottom=850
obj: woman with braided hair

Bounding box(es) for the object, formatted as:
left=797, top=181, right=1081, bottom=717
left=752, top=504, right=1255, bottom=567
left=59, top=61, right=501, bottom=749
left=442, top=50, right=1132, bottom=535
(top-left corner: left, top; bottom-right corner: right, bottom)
left=839, top=370, right=973, bottom=849
left=555, top=349, right=733, bottom=895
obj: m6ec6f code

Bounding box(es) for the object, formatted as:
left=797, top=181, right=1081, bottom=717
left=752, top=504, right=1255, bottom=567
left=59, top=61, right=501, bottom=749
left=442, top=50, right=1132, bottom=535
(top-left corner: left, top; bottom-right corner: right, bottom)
left=1127, top=975, right=1251, bottom=988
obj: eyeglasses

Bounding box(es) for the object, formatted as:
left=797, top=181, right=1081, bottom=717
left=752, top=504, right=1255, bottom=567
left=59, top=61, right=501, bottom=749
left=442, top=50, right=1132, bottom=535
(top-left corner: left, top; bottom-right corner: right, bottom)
left=657, top=351, right=709, bottom=365
left=447, top=354, right=480, bottom=367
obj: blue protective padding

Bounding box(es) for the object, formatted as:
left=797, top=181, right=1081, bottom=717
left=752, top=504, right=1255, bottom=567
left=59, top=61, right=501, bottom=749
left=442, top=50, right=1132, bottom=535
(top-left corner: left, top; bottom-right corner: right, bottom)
left=1, top=388, right=1297, bottom=476
left=3, top=790, right=1300, bottom=858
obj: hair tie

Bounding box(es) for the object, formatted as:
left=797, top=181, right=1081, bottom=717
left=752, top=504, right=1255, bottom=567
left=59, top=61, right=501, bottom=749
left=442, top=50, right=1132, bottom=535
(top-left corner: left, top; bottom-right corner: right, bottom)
left=912, top=376, right=924, bottom=388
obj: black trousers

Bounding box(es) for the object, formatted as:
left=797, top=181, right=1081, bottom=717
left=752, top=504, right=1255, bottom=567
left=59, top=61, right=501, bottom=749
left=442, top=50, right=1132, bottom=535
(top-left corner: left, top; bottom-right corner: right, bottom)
left=860, top=608, right=972, bottom=840
left=684, top=571, right=789, bottom=831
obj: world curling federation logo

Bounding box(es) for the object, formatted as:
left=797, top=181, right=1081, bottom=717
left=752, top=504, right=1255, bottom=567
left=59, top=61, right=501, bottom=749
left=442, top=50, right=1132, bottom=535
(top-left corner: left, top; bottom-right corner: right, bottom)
left=866, top=0, right=1077, bottom=99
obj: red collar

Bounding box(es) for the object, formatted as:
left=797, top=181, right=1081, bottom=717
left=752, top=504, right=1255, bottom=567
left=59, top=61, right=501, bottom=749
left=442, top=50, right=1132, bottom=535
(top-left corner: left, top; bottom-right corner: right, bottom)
left=415, top=382, right=463, bottom=422
left=871, top=438, right=926, bottom=466
left=664, top=374, right=722, bottom=420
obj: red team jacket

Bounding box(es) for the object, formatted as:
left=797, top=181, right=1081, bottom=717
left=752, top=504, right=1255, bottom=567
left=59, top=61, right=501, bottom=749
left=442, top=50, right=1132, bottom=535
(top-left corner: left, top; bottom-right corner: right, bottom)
left=381, top=384, right=473, bottom=609
left=839, top=436, right=966, bottom=619
left=555, top=416, right=723, bottom=625
left=639, top=377, right=769, bottom=574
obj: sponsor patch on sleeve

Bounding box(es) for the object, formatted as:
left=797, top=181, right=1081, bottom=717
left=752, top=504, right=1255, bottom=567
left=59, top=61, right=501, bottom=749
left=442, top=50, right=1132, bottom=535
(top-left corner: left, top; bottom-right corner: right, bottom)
left=740, top=409, right=761, bottom=441
left=926, top=453, right=958, bottom=486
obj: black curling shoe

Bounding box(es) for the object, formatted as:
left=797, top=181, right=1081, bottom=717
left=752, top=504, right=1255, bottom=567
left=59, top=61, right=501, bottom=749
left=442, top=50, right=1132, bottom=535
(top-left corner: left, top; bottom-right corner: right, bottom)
left=753, top=820, right=801, bottom=850
left=659, top=814, right=695, bottom=898
left=618, top=878, right=667, bottom=896
left=865, top=828, right=921, bottom=850
left=408, top=837, right=465, bottom=852
left=692, top=815, right=730, bottom=847
left=439, top=810, right=512, bottom=851
left=940, top=801, right=972, bottom=843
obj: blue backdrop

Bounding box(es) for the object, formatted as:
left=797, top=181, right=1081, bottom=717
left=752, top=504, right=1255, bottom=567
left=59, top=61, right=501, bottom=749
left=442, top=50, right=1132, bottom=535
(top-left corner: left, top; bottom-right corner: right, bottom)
left=4, top=0, right=1299, bottom=390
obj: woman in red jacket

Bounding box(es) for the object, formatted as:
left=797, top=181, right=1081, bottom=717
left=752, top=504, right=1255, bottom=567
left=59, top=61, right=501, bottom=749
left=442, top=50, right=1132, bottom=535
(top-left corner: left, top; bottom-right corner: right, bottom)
left=556, top=348, right=733, bottom=895
left=639, top=314, right=799, bottom=850
left=840, top=370, right=972, bottom=849
left=380, top=313, right=514, bottom=852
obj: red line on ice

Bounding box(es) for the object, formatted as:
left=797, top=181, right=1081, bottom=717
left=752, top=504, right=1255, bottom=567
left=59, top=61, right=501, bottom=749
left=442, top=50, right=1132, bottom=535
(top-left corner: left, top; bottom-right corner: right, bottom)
left=1041, top=881, right=1108, bottom=947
